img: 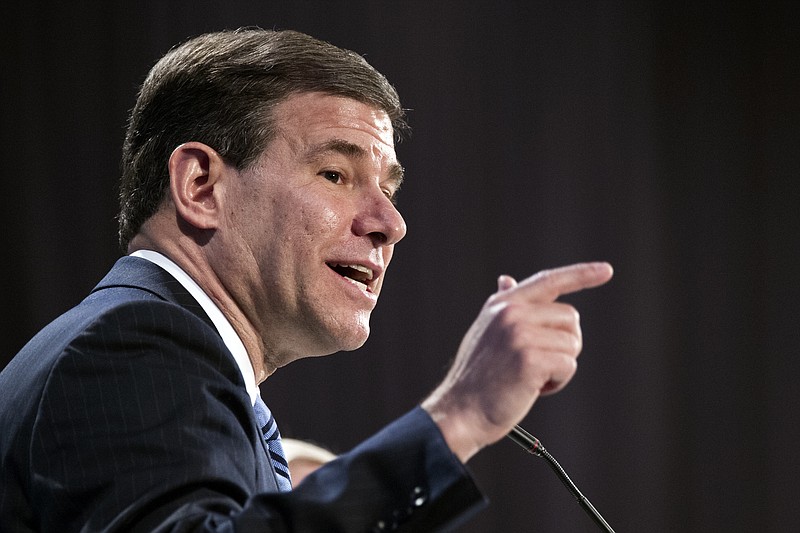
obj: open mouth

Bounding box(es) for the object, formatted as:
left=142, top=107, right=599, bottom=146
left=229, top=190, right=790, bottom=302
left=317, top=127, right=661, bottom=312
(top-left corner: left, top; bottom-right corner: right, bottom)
left=326, top=263, right=374, bottom=292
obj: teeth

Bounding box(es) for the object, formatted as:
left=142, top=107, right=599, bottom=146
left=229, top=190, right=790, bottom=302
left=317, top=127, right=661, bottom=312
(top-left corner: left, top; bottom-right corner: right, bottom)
left=345, top=264, right=373, bottom=278
left=331, top=263, right=374, bottom=280
left=328, top=262, right=375, bottom=292
left=342, top=276, right=368, bottom=291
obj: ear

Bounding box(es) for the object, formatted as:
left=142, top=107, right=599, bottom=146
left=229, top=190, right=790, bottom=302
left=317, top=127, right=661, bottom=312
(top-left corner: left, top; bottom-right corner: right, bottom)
left=168, top=142, right=230, bottom=230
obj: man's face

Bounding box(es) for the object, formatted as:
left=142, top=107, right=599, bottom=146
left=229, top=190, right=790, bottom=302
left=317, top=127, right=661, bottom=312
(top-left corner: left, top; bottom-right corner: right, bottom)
left=218, top=92, right=406, bottom=367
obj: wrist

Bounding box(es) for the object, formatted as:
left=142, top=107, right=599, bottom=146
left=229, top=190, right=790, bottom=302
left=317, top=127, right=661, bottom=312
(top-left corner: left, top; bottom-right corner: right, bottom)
left=421, top=395, right=483, bottom=463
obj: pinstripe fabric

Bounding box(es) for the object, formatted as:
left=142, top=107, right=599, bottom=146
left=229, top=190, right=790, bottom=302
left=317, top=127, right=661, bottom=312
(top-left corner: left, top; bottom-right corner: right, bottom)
left=0, top=256, right=484, bottom=532
left=0, top=258, right=276, bottom=531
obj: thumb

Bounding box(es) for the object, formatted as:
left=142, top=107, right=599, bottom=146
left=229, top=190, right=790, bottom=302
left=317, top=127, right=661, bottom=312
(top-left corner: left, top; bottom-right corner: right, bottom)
left=497, top=274, right=518, bottom=292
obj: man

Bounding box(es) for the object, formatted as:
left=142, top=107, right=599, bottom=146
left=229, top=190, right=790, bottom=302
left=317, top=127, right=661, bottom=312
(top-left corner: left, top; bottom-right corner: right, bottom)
left=0, top=29, right=613, bottom=531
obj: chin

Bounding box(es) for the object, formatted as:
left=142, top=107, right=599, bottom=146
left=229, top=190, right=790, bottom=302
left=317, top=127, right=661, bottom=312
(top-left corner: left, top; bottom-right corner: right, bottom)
left=329, top=318, right=372, bottom=353
left=336, top=327, right=371, bottom=352
left=308, top=312, right=372, bottom=355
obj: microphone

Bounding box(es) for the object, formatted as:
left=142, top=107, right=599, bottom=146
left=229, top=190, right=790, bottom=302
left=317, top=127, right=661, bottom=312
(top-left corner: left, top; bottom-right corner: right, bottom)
left=508, top=425, right=616, bottom=532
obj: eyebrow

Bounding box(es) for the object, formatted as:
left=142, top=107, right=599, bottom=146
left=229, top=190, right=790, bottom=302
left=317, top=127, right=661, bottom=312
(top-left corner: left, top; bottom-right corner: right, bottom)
left=303, top=138, right=405, bottom=189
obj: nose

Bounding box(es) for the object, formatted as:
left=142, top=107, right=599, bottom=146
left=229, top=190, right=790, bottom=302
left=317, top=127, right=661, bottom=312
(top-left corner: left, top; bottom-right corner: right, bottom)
left=352, top=188, right=407, bottom=246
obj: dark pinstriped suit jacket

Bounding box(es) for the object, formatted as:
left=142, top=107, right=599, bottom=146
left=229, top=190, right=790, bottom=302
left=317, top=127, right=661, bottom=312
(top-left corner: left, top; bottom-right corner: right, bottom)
left=0, top=256, right=484, bottom=532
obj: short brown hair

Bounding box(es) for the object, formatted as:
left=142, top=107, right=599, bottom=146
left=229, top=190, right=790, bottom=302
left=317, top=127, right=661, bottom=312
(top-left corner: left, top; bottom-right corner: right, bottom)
left=118, top=28, right=407, bottom=249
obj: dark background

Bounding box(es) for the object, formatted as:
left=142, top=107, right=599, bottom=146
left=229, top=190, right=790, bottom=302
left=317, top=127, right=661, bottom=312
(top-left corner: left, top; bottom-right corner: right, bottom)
left=2, top=2, right=798, bottom=532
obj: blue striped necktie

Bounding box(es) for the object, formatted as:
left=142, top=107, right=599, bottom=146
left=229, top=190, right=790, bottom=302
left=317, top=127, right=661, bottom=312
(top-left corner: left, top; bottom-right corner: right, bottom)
left=253, top=396, right=292, bottom=491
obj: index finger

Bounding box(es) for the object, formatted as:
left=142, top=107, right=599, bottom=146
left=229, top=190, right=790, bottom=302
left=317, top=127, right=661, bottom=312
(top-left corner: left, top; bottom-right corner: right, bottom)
left=510, top=262, right=614, bottom=303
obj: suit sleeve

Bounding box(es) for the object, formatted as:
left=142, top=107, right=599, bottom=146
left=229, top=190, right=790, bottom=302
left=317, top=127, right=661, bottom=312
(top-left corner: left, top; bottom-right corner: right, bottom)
left=30, top=299, right=485, bottom=532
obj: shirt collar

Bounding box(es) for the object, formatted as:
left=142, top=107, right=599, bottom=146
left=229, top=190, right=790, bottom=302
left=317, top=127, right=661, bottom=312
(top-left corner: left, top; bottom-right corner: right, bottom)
left=129, top=250, right=259, bottom=406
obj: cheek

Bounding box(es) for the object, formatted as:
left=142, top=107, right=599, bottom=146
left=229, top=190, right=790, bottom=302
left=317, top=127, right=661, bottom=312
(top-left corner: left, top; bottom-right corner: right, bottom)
left=300, top=203, right=343, bottom=236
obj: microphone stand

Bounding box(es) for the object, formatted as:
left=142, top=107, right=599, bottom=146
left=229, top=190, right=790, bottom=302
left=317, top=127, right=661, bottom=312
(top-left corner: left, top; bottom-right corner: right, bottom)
left=508, top=425, right=616, bottom=532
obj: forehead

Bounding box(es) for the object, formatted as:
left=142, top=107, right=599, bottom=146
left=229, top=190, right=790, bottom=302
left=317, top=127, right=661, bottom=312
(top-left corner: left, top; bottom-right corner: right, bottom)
left=271, top=92, right=396, bottom=154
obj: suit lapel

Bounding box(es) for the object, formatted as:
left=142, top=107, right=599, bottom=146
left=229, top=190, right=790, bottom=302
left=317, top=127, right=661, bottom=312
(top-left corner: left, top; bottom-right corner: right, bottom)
left=92, top=256, right=216, bottom=333
left=94, top=256, right=281, bottom=492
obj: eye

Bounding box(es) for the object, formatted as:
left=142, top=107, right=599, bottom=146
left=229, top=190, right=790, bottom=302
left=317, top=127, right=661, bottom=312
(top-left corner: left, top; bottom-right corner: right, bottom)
left=383, top=188, right=399, bottom=206
left=320, top=170, right=342, bottom=184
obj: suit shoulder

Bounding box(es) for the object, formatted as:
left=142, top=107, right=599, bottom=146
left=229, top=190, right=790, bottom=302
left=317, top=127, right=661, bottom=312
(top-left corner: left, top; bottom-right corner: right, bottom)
left=1, top=288, right=236, bottom=408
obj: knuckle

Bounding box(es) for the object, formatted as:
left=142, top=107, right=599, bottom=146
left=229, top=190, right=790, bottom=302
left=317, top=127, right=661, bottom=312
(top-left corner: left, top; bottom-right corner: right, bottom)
left=526, top=363, right=549, bottom=390
left=565, top=354, right=578, bottom=374
left=566, top=305, right=580, bottom=324
left=534, top=269, right=555, bottom=283
left=570, top=333, right=583, bottom=354
left=494, top=302, right=523, bottom=327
